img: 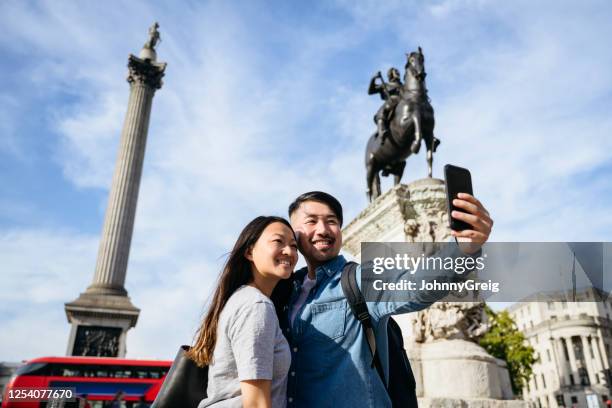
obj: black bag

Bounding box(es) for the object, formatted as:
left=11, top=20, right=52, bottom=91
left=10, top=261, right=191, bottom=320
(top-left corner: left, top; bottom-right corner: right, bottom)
left=341, top=262, right=418, bottom=408
left=151, top=345, right=208, bottom=408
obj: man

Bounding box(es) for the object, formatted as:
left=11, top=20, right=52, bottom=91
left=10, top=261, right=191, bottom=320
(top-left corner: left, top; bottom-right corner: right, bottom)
left=368, top=67, right=403, bottom=146
left=277, top=191, right=492, bottom=407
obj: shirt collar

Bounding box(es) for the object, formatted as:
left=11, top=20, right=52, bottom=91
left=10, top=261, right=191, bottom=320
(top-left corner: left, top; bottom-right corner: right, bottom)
left=317, top=254, right=347, bottom=277
left=292, top=254, right=347, bottom=283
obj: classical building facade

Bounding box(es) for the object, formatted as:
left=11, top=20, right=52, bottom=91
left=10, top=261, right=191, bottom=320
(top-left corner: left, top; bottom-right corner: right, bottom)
left=508, top=289, right=612, bottom=408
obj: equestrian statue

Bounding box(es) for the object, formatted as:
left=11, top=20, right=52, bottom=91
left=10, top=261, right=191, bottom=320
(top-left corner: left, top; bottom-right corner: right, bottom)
left=366, top=47, right=440, bottom=202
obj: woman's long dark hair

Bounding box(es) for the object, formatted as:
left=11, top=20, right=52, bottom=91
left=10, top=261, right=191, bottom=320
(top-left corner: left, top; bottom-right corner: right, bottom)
left=187, top=216, right=294, bottom=367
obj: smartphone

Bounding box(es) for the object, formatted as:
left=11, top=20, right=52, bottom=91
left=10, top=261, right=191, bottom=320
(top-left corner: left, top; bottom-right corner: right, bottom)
left=444, top=164, right=473, bottom=231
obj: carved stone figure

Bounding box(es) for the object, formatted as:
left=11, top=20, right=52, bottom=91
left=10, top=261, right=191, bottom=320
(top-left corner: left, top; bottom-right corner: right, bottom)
left=411, top=301, right=489, bottom=343
left=366, top=47, right=441, bottom=202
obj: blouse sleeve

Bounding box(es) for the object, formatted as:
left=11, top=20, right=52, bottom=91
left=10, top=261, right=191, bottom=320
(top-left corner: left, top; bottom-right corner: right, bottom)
left=227, top=301, right=277, bottom=381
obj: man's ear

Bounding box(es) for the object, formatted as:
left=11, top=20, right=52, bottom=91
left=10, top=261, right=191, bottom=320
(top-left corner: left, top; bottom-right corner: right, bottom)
left=245, top=246, right=254, bottom=262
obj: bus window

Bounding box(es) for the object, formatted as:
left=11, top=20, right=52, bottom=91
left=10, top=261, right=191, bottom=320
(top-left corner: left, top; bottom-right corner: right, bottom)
left=114, top=369, right=132, bottom=378
left=15, top=362, right=49, bottom=376
left=61, top=366, right=82, bottom=377
left=95, top=368, right=109, bottom=377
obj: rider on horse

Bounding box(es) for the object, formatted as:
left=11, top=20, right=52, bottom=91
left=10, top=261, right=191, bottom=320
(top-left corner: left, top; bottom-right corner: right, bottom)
left=368, top=67, right=402, bottom=146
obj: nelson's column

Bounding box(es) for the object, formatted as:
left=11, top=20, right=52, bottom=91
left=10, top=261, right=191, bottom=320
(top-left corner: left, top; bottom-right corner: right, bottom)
left=64, top=23, right=167, bottom=358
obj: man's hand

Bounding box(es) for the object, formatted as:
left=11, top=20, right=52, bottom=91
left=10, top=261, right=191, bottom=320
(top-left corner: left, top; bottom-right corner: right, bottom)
left=450, top=193, right=493, bottom=254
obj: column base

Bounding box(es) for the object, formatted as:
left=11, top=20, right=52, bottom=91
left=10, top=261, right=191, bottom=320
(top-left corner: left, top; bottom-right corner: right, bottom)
left=64, top=291, right=140, bottom=358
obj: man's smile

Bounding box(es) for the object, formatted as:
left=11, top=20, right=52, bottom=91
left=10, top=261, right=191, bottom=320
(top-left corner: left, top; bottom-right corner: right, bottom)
left=312, top=238, right=334, bottom=249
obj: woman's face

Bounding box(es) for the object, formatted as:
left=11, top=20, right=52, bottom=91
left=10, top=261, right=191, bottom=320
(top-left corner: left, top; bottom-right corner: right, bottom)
left=248, top=222, right=298, bottom=280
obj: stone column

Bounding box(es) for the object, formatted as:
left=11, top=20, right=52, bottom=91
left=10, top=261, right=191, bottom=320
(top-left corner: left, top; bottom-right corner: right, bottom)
left=565, top=337, right=580, bottom=384
left=554, top=338, right=570, bottom=386
left=581, top=335, right=597, bottom=385
left=590, top=336, right=604, bottom=383
left=596, top=331, right=610, bottom=370
left=64, top=23, right=166, bottom=357
left=88, top=54, right=165, bottom=295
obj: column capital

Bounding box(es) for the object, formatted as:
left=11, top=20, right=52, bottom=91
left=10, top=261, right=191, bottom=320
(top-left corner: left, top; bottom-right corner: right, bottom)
left=127, top=54, right=167, bottom=89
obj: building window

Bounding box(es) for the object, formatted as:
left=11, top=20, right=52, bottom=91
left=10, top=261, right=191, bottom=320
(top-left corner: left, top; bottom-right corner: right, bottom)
left=569, top=374, right=575, bottom=385
left=533, top=376, right=538, bottom=390
left=541, top=374, right=546, bottom=389
left=571, top=396, right=578, bottom=404
left=579, top=367, right=590, bottom=386
left=555, top=394, right=565, bottom=407
left=547, top=349, right=552, bottom=362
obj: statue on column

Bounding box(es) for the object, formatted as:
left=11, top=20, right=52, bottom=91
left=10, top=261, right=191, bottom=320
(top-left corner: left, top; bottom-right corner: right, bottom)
left=144, top=22, right=161, bottom=51
left=365, top=47, right=441, bottom=202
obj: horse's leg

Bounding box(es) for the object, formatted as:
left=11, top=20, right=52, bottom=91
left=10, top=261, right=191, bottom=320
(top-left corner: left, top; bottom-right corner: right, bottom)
left=374, top=172, right=381, bottom=199
left=411, top=113, right=422, bottom=154
left=424, top=132, right=434, bottom=177
left=366, top=158, right=376, bottom=202
left=393, top=161, right=406, bottom=185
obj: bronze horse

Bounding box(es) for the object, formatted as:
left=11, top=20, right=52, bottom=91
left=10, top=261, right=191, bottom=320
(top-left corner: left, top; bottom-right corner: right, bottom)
left=365, top=47, right=439, bottom=202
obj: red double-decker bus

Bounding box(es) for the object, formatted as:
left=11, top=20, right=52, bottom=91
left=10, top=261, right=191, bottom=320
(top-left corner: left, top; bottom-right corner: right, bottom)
left=1, top=356, right=172, bottom=407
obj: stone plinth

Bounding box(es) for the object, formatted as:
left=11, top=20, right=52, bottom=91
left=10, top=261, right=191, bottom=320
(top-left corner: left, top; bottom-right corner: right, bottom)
left=343, top=179, right=451, bottom=260
left=64, top=293, right=140, bottom=357
left=342, top=179, right=527, bottom=407
left=415, top=340, right=514, bottom=400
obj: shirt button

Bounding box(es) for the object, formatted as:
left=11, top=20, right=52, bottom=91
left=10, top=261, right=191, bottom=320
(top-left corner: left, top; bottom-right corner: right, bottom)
left=291, top=371, right=295, bottom=376
left=288, top=397, right=293, bottom=403
left=293, top=347, right=298, bottom=352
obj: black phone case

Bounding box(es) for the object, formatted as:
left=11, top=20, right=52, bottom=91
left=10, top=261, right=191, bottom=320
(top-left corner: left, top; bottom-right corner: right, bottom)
left=444, top=164, right=473, bottom=231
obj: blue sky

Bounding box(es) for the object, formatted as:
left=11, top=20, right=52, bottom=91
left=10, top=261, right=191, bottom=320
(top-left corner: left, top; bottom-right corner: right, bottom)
left=1, top=0, right=612, bottom=361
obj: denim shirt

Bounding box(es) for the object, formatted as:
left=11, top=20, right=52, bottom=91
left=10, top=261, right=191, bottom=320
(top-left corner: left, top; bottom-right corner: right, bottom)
left=282, top=242, right=474, bottom=408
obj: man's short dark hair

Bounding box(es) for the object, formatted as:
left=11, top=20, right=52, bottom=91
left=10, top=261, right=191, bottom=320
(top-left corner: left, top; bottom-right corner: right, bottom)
left=288, top=191, right=343, bottom=226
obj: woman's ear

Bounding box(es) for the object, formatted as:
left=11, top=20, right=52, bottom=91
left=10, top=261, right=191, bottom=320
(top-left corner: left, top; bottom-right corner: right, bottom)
left=244, top=246, right=254, bottom=262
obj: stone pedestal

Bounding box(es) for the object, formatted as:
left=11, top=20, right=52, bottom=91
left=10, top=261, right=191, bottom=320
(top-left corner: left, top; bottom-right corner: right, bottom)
left=342, top=179, right=527, bottom=407
left=343, top=178, right=451, bottom=258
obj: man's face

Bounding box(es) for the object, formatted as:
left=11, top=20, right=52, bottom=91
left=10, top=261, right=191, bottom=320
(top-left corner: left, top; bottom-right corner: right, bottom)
left=290, top=200, right=342, bottom=266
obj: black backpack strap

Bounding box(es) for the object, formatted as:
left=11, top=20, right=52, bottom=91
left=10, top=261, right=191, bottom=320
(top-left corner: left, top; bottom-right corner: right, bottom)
left=341, top=262, right=381, bottom=372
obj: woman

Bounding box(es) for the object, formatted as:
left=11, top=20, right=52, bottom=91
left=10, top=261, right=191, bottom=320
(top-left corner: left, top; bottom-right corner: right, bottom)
left=188, top=216, right=297, bottom=408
